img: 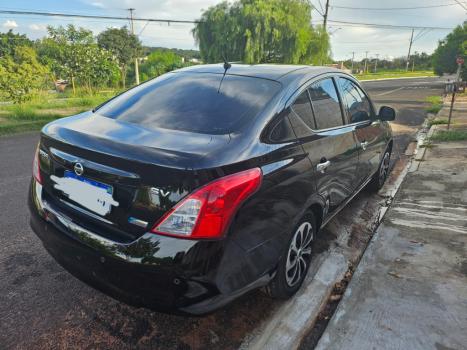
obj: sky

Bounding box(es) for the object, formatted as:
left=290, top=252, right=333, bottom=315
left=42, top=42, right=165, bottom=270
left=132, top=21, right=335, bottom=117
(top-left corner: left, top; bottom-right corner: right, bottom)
left=0, top=0, right=465, bottom=61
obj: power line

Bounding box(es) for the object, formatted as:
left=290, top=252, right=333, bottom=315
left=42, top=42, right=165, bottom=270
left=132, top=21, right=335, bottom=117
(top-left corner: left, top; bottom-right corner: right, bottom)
left=312, top=2, right=324, bottom=17
left=453, top=0, right=467, bottom=10
left=317, top=19, right=454, bottom=30
left=1, top=8, right=455, bottom=32
left=0, top=9, right=199, bottom=24
left=331, top=3, right=459, bottom=10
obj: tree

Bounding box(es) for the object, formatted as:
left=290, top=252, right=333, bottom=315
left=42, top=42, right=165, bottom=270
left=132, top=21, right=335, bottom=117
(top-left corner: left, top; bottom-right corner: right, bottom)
left=192, top=0, right=330, bottom=64
left=432, top=22, right=466, bottom=80
left=97, top=27, right=141, bottom=88
left=138, top=50, right=184, bottom=81
left=0, top=46, right=48, bottom=103
left=37, top=25, right=120, bottom=92
left=0, top=30, right=32, bottom=57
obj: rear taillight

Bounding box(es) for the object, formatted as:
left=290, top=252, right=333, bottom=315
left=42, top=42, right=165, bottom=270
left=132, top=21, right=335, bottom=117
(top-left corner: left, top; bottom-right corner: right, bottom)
left=151, top=168, right=262, bottom=239
left=33, top=144, right=42, bottom=184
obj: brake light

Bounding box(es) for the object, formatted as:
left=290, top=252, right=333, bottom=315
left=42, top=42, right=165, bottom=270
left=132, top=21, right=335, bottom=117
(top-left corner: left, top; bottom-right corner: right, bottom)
left=33, top=144, right=42, bottom=184
left=151, top=168, right=262, bottom=239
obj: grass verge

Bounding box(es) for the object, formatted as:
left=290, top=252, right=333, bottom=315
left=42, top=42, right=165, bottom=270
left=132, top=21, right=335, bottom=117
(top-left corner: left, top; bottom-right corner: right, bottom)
left=0, top=90, right=117, bottom=136
left=425, top=95, right=443, bottom=114
left=427, top=118, right=448, bottom=127
left=431, top=130, right=467, bottom=142
left=356, top=70, right=435, bottom=81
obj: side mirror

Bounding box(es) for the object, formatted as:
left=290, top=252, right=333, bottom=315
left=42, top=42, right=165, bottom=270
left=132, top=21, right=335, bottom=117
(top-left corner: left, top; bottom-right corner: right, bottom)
left=378, top=106, right=396, bottom=121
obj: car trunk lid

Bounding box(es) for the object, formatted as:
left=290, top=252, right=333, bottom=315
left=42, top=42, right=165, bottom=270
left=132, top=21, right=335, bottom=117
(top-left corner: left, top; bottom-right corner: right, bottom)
left=38, top=113, right=230, bottom=243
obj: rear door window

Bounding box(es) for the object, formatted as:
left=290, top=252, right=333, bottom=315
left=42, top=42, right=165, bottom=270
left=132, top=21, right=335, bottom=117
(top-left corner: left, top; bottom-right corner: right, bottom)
left=308, top=79, right=344, bottom=130
left=97, top=73, right=281, bottom=135
left=338, top=78, right=373, bottom=123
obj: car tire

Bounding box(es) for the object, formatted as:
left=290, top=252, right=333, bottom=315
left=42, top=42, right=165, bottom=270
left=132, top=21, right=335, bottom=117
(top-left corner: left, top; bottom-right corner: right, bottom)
left=265, top=211, right=316, bottom=299
left=367, top=147, right=391, bottom=192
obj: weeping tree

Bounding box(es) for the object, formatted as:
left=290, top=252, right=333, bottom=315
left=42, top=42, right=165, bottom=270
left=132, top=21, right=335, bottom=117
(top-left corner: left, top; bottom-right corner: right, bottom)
left=192, top=0, right=330, bottom=64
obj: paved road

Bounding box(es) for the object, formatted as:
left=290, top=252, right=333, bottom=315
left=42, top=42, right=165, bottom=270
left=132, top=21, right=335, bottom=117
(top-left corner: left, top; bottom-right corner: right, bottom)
left=0, top=76, right=446, bottom=349
left=362, top=76, right=446, bottom=163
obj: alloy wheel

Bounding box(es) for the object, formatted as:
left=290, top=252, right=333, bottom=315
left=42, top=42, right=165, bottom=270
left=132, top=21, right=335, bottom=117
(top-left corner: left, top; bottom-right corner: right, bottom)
left=285, top=221, right=313, bottom=287
left=379, top=152, right=390, bottom=186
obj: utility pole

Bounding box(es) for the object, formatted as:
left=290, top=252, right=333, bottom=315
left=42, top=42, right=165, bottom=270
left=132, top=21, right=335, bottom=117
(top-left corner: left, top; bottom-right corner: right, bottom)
left=374, top=54, right=379, bottom=73
left=128, top=8, right=140, bottom=85
left=364, top=51, right=369, bottom=73
left=351, top=51, right=355, bottom=73
left=406, top=28, right=414, bottom=72
left=323, top=0, right=330, bottom=32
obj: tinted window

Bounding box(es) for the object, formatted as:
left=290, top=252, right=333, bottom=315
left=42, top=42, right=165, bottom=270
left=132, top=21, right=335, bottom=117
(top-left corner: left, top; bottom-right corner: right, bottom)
left=97, top=73, right=281, bottom=134
left=338, top=78, right=372, bottom=123
left=270, top=116, right=296, bottom=143
left=291, top=91, right=316, bottom=130
left=308, top=79, right=343, bottom=129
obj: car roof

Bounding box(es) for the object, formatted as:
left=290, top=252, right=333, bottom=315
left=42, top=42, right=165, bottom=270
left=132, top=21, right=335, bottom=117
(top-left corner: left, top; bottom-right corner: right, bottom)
left=173, top=63, right=341, bottom=82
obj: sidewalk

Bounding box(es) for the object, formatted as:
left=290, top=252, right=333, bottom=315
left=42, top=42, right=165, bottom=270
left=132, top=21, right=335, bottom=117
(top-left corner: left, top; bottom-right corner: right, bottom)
left=315, top=100, right=467, bottom=349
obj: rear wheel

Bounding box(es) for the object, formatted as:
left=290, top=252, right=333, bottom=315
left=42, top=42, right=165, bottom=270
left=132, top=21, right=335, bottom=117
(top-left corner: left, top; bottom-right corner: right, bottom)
left=367, top=148, right=391, bottom=192
left=266, top=212, right=316, bottom=299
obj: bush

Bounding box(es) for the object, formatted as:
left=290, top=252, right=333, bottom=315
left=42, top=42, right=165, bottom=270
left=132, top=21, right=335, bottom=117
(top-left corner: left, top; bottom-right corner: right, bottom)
left=0, top=46, right=49, bottom=103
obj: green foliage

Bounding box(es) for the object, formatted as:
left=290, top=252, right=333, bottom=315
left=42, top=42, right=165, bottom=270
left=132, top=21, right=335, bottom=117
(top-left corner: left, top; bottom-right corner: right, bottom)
left=139, top=50, right=184, bottom=81
left=36, top=25, right=120, bottom=91
left=425, top=95, right=443, bottom=114
left=97, top=27, right=142, bottom=87
left=0, top=46, right=49, bottom=103
left=0, top=90, right=118, bottom=135
left=431, top=130, right=467, bottom=141
left=428, top=118, right=448, bottom=126
left=355, top=70, right=435, bottom=81
left=145, top=47, right=201, bottom=60
left=193, top=0, right=330, bottom=64
left=432, top=22, right=466, bottom=80
left=0, top=30, right=33, bottom=57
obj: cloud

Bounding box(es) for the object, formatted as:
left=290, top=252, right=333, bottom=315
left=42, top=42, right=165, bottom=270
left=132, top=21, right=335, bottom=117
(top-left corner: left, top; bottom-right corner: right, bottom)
left=29, top=23, right=46, bottom=31
left=91, top=2, right=105, bottom=8
left=3, top=20, right=18, bottom=29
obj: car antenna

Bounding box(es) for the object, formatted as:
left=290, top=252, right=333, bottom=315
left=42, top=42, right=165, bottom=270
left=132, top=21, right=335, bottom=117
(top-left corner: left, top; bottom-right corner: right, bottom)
left=217, top=54, right=232, bottom=93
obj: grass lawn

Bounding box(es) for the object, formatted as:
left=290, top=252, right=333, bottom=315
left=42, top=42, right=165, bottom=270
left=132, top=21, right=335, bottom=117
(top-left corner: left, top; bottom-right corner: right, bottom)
left=425, top=95, right=444, bottom=114
left=0, top=90, right=117, bottom=136
left=356, top=70, right=435, bottom=81
left=431, top=130, right=467, bottom=142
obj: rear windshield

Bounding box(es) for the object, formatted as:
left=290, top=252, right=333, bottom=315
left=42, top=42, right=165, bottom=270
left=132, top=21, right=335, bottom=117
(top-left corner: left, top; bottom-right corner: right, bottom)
left=97, top=72, right=281, bottom=134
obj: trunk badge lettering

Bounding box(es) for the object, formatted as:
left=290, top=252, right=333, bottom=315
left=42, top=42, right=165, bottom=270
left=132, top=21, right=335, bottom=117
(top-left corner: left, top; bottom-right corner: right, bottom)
left=150, top=187, right=170, bottom=197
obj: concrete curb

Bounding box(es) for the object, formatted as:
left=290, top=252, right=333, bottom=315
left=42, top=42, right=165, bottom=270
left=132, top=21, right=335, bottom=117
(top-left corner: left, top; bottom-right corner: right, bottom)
left=243, top=252, right=347, bottom=350
left=242, top=147, right=418, bottom=350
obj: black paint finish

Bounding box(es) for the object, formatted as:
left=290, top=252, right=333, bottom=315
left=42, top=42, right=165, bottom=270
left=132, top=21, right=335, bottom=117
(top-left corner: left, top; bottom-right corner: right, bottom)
left=29, top=64, right=393, bottom=314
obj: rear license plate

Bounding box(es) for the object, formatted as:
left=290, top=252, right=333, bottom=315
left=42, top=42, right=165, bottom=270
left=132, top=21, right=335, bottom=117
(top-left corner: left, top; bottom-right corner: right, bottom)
left=50, top=171, right=119, bottom=216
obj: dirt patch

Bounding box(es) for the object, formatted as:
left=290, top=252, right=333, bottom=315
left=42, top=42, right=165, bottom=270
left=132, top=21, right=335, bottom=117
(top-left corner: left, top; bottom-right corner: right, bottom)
left=298, top=268, right=354, bottom=349
left=19, top=290, right=279, bottom=350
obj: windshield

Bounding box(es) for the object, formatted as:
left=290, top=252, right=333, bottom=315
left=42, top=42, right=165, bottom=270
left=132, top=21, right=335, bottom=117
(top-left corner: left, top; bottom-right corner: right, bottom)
left=97, top=72, right=281, bottom=134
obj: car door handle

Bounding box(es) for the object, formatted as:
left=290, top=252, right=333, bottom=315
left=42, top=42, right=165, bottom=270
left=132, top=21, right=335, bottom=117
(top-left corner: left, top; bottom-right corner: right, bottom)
left=316, top=160, right=331, bottom=173
left=361, top=141, right=369, bottom=150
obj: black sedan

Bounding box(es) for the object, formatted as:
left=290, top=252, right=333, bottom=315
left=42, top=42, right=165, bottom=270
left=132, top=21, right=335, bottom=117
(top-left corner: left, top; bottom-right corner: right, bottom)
left=29, top=64, right=394, bottom=315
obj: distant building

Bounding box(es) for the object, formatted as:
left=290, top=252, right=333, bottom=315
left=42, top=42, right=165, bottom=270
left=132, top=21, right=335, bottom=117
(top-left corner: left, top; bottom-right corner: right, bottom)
left=326, top=62, right=352, bottom=74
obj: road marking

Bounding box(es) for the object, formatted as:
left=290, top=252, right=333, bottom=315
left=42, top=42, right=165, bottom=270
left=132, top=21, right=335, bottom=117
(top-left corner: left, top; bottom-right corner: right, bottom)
left=376, top=87, right=405, bottom=96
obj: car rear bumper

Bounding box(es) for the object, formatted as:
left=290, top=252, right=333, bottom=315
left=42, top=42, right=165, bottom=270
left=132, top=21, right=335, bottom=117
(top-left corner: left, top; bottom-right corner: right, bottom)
left=28, top=179, right=269, bottom=315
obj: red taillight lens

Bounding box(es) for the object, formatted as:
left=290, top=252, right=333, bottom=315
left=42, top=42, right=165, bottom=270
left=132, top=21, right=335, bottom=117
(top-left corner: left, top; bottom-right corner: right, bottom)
left=33, top=144, right=42, bottom=184
left=151, top=168, right=262, bottom=239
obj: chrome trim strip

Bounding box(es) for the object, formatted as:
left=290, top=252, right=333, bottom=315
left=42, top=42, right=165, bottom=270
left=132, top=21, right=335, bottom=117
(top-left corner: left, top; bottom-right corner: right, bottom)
left=128, top=217, right=149, bottom=228
left=59, top=199, right=115, bottom=225
left=42, top=199, right=129, bottom=254
left=49, top=147, right=140, bottom=180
